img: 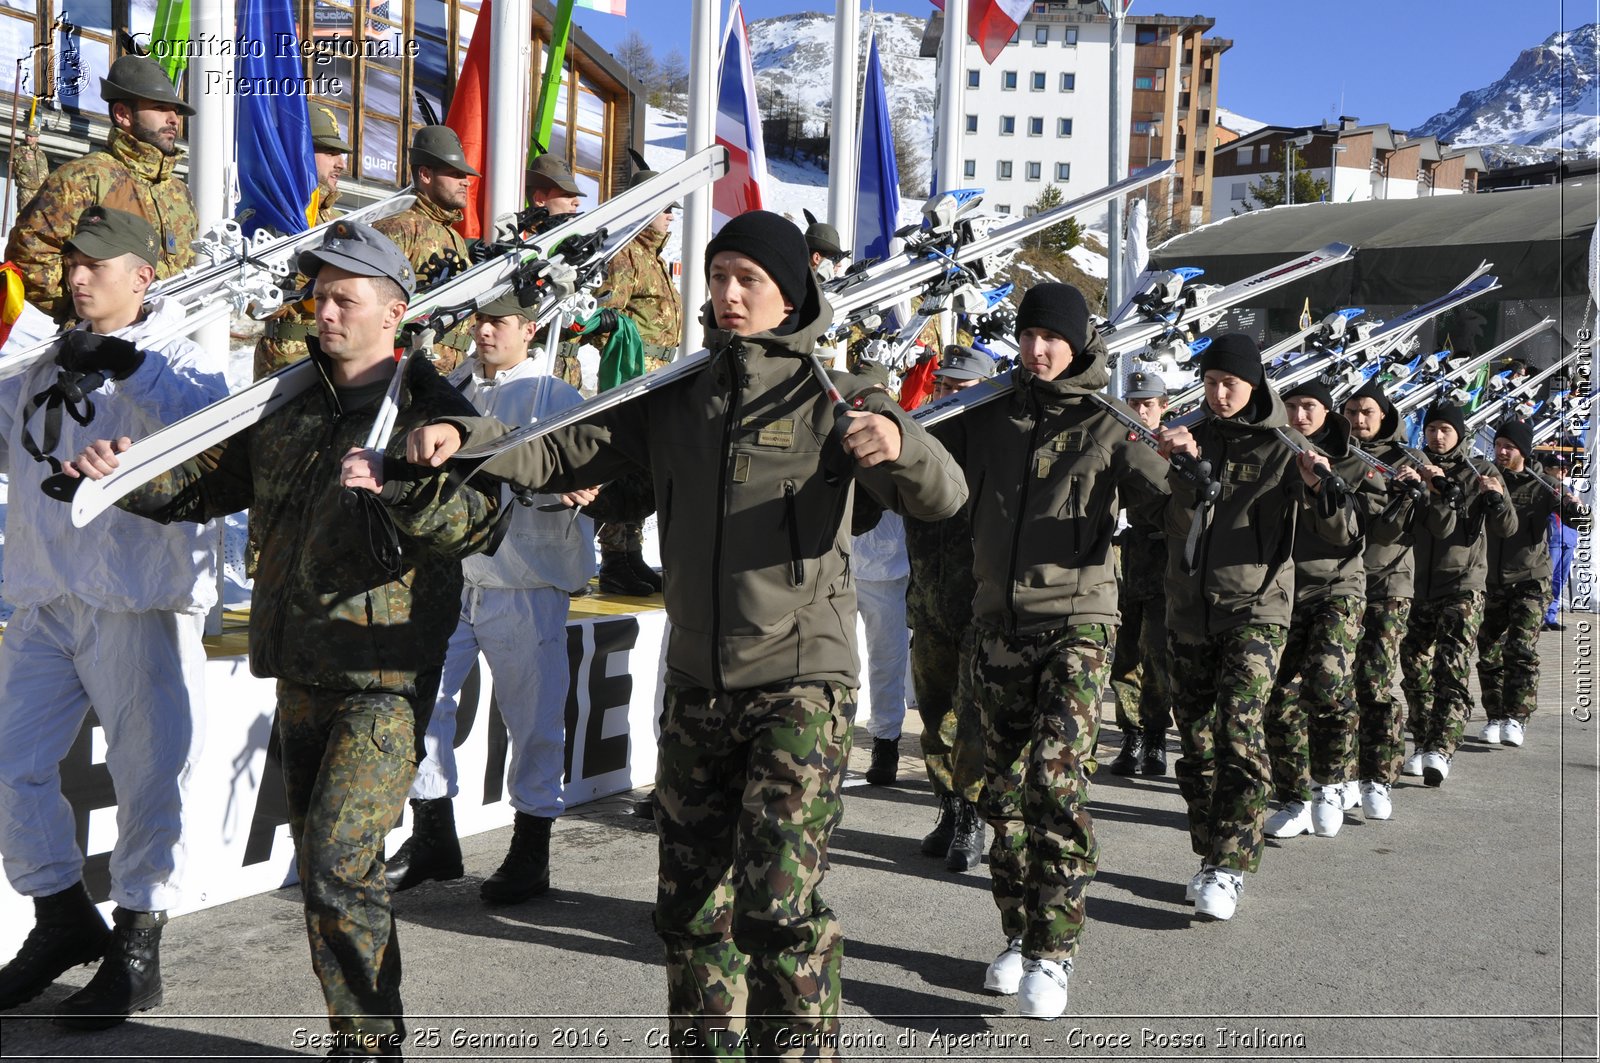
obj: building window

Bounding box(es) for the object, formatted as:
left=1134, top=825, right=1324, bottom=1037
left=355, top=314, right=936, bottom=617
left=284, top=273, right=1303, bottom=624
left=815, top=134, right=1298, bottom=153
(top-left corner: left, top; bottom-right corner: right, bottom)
left=996, top=203, right=1011, bottom=214
left=1056, top=162, right=1071, bottom=182
left=1231, top=182, right=1247, bottom=200
left=1009, top=26, right=1020, bottom=43
left=1060, top=72, right=1076, bottom=91
left=998, top=160, right=1013, bottom=180
left=1026, top=161, right=1042, bottom=181
left=968, top=68, right=980, bottom=88
left=1029, top=116, right=1044, bottom=136
left=1003, top=70, right=1018, bottom=90
left=1000, top=115, right=1015, bottom=135
left=965, top=114, right=978, bottom=133
left=1034, top=24, right=1049, bottom=45
left=1031, top=71, right=1046, bottom=91
left=1135, top=27, right=1161, bottom=45
left=964, top=159, right=977, bottom=179
left=1134, top=75, right=1155, bottom=90
left=1058, top=118, right=1074, bottom=136
left=1133, top=120, right=1152, bottom=134
left=1063, top=27, right=1078, bottom=46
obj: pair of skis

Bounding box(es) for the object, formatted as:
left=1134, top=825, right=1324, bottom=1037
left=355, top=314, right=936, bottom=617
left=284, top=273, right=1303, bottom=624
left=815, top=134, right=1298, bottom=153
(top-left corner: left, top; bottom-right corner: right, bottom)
left=62, top=147, right=731, bottom=527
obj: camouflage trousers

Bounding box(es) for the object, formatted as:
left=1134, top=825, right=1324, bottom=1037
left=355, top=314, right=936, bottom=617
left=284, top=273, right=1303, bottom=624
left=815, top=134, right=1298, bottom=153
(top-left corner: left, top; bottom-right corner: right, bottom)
left=1169, top=625, right=1287, bottom=874
left=552, top=342, right=588, bottom=396
left=911, top=625, right=984, bottom=801
left=1265, top=595, right=1362, bottom=803
left=1400, top=592, right=1484, bottom=757
left=972, top=623, right=1110, bottom=960
left=654, top=682, right=854, bottom=1061
left=1355, top=597, right=1412, bottom=784
left=1108, top=591, right=1173, bottom=743
left=1476, top=580, right=1549, bottom=722
left=598, top=520, right=644, bottom=552
left=275, top=673, right=435, bottom=1050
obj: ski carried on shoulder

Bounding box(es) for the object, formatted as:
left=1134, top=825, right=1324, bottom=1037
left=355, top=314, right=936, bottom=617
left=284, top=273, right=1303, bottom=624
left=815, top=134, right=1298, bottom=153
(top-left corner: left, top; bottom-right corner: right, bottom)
left=64, top=148, right=729, bottom=527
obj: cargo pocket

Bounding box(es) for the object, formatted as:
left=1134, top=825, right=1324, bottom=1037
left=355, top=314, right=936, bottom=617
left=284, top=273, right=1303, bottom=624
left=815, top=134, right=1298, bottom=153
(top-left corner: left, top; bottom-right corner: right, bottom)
left=328, top=708, right=416, bottom=856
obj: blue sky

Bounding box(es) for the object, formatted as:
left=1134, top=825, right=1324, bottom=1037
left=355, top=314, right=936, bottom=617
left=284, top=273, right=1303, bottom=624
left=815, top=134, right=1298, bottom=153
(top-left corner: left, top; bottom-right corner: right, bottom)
left=575, top=1, right=1597, bottom=130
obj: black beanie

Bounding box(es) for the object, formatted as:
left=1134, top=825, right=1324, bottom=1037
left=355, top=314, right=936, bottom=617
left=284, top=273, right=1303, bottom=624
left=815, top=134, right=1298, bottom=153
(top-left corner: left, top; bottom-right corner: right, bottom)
left=1495, top=418, right=1534, bottom=459
left=1350, top=377, right=1394, bottom=415
left=1014, top=283, right=1090, bottom=352
left=1197, top=332, right=1265, bottom=388
left=705, top=210, right=810, bottom=313
left=1423, top=403, right=1467, bottom=439
left=1284, top=378, right=1334, bottom=413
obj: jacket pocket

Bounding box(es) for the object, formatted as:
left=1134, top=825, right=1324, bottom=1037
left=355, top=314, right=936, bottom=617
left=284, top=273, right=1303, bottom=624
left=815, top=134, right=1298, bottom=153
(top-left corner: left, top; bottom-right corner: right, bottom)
left=783, top=479, right=806, bottom=587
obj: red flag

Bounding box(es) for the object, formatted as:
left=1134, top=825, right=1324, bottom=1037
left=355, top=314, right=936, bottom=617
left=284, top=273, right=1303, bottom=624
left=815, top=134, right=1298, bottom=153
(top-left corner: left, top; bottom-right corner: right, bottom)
left=445, top=0, right=491, bottom=239
left=898, top=347, right=938, bottom=411
left=712, top=2, right=766, bottom=229
left=931, top=0, right=1033, bottom=65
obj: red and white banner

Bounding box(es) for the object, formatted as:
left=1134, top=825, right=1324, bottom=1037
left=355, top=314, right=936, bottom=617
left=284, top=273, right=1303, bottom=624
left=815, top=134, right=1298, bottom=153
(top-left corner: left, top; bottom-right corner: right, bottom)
left=933, top=0, right=1033, bottom=64
left=711, top=1, right=766, bottom=231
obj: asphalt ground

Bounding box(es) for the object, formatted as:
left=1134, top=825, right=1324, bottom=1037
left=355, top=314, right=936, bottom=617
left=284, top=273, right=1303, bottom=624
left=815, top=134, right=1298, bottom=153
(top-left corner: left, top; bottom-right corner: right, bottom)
left=2, top=626, right=1597, bottom=1062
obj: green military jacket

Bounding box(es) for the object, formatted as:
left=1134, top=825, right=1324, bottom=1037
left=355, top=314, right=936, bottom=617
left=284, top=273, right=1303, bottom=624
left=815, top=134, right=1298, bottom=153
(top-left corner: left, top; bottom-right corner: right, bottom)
left=10, top=142, right=47, bottom=204
left=601, top=226, right=682, bottom=350
left=904, top=423, right=976, bottom=641
left=373, top=195, right=472, bottom=372
left=1412, top=435, right=1518, bottom=602
left=1291, top=413, right=1407, bottom=605
left=119, top=350, right=501, bottom=695
left=1359, top=405, right=1452, bottom=601
left=1487, top=461, right=1586, bottom=587
left=941, top=328, right=1170, bottom=635
left=444, top=269, right=968, bottom=693
left=1166, top=386, right=1359, bottom=639
left=5, top=128, right=197, bottom=321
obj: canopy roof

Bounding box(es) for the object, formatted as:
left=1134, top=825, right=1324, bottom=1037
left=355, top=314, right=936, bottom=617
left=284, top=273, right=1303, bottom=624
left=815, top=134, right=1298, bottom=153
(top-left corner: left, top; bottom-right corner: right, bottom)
left=1149, top=185, right=1596, bottom=307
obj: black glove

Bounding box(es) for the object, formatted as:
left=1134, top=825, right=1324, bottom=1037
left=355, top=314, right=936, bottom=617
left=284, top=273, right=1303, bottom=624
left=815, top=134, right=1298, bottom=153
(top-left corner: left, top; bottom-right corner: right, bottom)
left=467, top=238, right=499, bottom=264
left=589, top=308, right=620, bottom=336
left=57, top=331, right=145, bottom=381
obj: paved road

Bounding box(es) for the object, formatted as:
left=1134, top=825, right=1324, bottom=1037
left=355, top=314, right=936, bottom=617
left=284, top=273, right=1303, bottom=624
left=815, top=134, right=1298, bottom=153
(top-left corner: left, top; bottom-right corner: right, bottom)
left=2, top=629, right=1597, bottom=1061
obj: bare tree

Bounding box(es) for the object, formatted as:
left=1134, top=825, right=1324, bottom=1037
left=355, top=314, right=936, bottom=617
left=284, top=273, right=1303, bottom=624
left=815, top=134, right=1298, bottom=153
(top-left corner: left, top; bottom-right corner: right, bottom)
left=615, top=30, right=659, bottom=90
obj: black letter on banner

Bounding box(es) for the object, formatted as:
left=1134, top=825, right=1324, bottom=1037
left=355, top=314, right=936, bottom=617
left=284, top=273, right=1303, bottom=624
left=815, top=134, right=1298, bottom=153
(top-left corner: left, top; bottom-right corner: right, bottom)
left=60, top=709, right=115, bottom=901
left=584, top=617, right=638, bottom=781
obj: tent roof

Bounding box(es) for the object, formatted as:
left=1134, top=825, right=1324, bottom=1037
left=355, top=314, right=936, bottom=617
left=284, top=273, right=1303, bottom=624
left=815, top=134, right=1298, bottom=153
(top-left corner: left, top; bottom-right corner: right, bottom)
left=1149, top=184, right=1596, bottom=307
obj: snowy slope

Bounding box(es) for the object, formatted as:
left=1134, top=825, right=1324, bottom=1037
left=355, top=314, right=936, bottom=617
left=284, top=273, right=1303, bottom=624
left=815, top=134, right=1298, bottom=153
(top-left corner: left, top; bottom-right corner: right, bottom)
left=1216, top=107, right=1268, bottom=137
left=1413, top=23, right=1599, bottom=163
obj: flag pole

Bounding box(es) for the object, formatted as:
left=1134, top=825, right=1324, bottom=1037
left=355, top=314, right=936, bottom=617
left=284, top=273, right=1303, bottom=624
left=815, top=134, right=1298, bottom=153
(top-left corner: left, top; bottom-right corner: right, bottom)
left=488, top=0, right=532, bottom=225
left=679, top=0, right=719, bottom=359
left=934, top=0, right=966, bottom=354
left=1105, top=0, right=1129, bottom=319
left=532, top=0, right=577, bottom=162
left=825, top=0, right=860, bottom=249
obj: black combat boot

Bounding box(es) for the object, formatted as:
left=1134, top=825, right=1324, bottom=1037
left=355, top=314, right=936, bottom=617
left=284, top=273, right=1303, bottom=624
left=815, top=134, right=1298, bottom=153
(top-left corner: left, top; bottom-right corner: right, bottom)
left=0, top=882, right=109, bottom=1010
left=945, top=799, right=986, bottom=872
left=480, top=813, right=552, bottom=904
left=626, top=550, right=664, bottom=593
left=1108, top=732, right=1142, bottom=775
left=598, top=551, right=655, bottom=596
left=384, top=798, right=464, bottom=893
left=1141, top=730, right=1168, bottom=776
left=865, top=736, right=900, bottom=785
left=55, top=907, right=166, bottom=1029
left=921, top=794, right=959, bottom=857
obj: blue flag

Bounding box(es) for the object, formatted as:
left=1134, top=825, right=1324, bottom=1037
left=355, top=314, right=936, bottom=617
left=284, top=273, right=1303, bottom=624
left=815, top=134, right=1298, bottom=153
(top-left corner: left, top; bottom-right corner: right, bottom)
left=235, top=0, right=317, bottom=237
left=854, top=31, right=900, bottom=264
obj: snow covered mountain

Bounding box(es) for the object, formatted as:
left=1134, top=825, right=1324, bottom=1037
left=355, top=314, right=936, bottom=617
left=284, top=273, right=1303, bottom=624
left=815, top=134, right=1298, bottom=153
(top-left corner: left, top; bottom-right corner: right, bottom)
left=1412, top=23, right=1599, bottom=165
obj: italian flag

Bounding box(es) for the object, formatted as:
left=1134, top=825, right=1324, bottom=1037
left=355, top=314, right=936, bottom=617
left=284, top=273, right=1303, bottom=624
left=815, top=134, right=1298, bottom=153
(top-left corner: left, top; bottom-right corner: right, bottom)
left=573, top=0, right=626, bottom=14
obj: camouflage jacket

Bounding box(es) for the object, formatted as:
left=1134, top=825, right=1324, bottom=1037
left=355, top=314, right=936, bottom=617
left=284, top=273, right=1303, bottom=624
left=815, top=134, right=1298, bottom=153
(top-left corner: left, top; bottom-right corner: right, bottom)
left=10, top=143, right=47, bottom=202
left=1411, top=435, right=1518, bottom=602
left=118, top=350, right=501, bottom=694
left=5, top=129, right=197, bottom=321
left=600, top=227, right=682, bottom=349
left=374, top=195, right=472, bottom=372
left=252, top=183, right=345, bottom=380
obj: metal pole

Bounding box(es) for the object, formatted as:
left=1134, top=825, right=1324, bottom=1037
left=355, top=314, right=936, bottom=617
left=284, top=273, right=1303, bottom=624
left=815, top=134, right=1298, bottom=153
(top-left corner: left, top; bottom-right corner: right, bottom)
left=1106, top=0, right=1127, bottom=316
left=1285, top=139, right=1292, bottom=205
left=678, top=0, right=718, bottom=358
left=826, top=0, right=860, bottom=246
left=934, top=0, right=966, bottom=352
left=486, top=0, right=532, bottom=224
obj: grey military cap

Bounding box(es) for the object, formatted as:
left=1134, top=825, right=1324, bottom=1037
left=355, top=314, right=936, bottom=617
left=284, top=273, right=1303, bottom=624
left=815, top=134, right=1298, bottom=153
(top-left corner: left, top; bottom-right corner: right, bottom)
left=297, top=219, right=417, bottom=298
left=934, top=344, right=996, bottom=382
left=1125, top=371, right=1170, bottom=400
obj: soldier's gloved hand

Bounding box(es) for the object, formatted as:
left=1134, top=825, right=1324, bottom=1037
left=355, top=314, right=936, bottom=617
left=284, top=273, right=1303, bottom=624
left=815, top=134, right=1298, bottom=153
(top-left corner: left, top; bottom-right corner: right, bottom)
left=57, top=331, right=145, bottom=380
left=467, top=238, right=499, bottom=264
left=588, top=308, right=620, bottom=336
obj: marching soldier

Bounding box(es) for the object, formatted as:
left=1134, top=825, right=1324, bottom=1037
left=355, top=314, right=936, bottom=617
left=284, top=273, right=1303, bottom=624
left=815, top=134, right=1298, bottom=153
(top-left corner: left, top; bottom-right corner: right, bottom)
left=373, top=124, right=478, bottom=373
left=400, top=210, right=966, bottom=1060
left=6, top=55, right=198, bottom=321
left=1399, top=403, right=1517, bottom=787
left=1107, top=371, right=1176, bottom=777
left=1476, top=419, right=1587, bottom=747
left=525, top=154, right=590, bottom=393
left=252, top=104, right=353, bottom=380
left=1341, top=380, right=1448, bottom=821
left=10, top=122, right=48, bottom=209
left=942, top=284, right=1170, bottom=1019
left=805, top=221, right=850, bottom=280
left=1156, top=335, right=1355, bottom=922
left=65, top=220, right=502, bottom=1058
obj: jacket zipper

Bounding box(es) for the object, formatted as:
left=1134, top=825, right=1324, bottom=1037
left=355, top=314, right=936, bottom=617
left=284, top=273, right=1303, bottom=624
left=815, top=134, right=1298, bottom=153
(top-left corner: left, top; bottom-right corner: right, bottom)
left=709, top=348, right=742, bottom=691
left=783, top=480, right=805, bottom=586
left=1005, top=392, right=1042, bottom=634
left=1199, top=432, right=1225, bottom=634
left=1066, top=476, right=1081, bottom=558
